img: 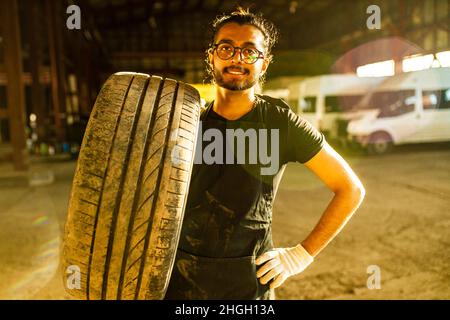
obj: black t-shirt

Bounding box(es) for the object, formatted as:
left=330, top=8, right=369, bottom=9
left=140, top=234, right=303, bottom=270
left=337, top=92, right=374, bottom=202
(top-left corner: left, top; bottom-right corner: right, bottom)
left=186, top=94, right=325, bottom=209
left=204, top=94, right=325, bottom=165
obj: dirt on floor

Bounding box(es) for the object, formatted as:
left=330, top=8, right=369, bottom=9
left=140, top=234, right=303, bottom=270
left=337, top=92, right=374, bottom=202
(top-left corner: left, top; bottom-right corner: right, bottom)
left=0, top=142, right=449, bottom=300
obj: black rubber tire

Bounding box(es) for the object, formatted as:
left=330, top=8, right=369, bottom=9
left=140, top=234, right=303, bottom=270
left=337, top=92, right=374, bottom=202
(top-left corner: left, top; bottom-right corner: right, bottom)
left=367, top=131, right=393, bottom=155
left=61, top=72, right=201, bottom=300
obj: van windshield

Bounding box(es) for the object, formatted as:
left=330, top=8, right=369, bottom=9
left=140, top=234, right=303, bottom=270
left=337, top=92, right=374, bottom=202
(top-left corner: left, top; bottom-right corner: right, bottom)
left=324, top=95, right=364, bottom=113
left=300, top=97, right=316, bottom=113
left=355, top=90, right=416, bottom=117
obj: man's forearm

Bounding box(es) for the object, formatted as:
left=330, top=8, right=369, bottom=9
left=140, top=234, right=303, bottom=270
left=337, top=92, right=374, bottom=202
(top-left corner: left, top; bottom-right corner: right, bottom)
left=301, top=187, right=365, bottom=257
left=255, top=187, right=364, bottom=289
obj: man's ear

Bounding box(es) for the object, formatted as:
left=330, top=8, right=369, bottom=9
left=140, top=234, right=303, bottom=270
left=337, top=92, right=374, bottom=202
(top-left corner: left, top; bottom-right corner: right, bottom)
left=260, top=58, right=269, bottom=76
left=207, top=48, right=214, bottom=67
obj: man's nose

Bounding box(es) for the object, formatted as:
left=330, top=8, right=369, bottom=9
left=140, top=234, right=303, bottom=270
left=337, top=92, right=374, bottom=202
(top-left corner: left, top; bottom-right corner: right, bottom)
left=230, top=48, right=243, bottom=63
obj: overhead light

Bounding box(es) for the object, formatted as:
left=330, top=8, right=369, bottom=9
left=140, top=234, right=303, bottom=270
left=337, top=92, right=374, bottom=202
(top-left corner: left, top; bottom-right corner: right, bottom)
left=402, top=54, right=434, bottom=72
left=436, top=51, right=450, bottom=67
left=357, top=60, right=395, bottom=77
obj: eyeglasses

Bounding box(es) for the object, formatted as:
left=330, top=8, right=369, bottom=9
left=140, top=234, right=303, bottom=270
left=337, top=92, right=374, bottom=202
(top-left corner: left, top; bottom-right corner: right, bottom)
left=211, top=42, right=265, bottom=64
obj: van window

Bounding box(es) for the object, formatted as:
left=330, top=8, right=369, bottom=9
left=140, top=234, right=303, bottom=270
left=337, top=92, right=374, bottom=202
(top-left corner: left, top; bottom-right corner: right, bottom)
left=445, top=89, right=450, bottom=109
left=374, top=90, right=416, bottom=118
left=423, top=89, right=450, bottom=110
left=324, top=95, right=363, bottom=113
left=300, top=97, right=316, bottom=113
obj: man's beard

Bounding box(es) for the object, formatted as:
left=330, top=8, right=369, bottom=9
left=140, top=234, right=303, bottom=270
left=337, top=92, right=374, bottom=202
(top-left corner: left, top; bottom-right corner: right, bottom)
left=213, top=65, right=259, bottom=91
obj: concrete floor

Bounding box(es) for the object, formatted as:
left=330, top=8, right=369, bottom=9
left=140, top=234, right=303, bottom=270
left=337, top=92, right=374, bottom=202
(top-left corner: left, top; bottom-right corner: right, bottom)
left=0, top=142, right=449, bottom=300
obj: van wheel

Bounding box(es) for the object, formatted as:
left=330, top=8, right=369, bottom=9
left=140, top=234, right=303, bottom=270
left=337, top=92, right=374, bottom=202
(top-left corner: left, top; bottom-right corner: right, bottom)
left=61, top=72, right=201, bottom=300
left=367, top=131, right=393, bottom=155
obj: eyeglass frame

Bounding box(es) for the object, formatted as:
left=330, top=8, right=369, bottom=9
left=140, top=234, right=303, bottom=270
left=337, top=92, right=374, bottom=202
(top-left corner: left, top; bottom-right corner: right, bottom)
left=210, top=42, right=265, bottom=64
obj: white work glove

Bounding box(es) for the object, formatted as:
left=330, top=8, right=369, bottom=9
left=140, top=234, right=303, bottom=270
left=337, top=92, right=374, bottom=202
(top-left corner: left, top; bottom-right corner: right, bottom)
left=255, top=244, right=314, bottom=289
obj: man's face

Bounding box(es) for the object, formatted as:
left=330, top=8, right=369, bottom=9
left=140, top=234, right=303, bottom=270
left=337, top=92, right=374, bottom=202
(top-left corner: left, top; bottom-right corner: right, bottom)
left=209, top=23, right=269, bottom=91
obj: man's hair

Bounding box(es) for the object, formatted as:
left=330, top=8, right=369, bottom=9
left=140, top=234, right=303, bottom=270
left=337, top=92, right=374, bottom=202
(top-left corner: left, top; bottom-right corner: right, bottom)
left=205, top=7, right=279, bottom=87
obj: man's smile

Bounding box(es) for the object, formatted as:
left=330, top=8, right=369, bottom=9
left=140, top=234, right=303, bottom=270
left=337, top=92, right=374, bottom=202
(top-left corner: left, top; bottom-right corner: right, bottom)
left=224, top=66, right=248, bottom=75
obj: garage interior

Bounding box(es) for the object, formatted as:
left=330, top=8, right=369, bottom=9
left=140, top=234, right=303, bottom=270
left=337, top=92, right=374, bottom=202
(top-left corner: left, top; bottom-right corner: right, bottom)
left=0, top=0, right=449, bottom=299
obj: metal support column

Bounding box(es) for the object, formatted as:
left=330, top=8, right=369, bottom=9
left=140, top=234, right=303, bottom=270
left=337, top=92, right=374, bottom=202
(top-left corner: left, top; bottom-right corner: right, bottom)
left=1, top=0, right=29, bottom=170
left=28, top=0, right=48, bottom=143
left=46, top=0, right=67, bottom=143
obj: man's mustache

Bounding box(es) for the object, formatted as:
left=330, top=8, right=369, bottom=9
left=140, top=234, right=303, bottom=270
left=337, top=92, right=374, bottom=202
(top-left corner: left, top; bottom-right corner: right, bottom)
left=223, top=66, right=249, bottom=74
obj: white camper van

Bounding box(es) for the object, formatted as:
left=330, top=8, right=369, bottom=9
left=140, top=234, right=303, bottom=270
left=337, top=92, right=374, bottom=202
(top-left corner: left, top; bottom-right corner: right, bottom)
left=347, top=67, right=450, bottom=154
left=288, top=74, right=385, bottom=140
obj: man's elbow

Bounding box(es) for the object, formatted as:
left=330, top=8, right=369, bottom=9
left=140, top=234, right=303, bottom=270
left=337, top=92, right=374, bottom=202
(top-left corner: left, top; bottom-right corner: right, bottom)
left=349, top=182, right=365, bottom=207
left=355, top=184, right=365, bottom=204
left=337, top=181, right=366, bottom=205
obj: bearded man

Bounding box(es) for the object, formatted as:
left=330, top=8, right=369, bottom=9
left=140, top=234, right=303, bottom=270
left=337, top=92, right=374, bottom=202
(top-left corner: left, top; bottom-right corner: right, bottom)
left=164, top=8, right=365, bottom=300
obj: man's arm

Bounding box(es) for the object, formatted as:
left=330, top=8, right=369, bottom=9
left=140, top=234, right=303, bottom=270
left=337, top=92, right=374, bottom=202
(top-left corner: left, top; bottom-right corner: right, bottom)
left=301, top=140, right=365, bottom=257
left=256, top=140, right=365, bottom=288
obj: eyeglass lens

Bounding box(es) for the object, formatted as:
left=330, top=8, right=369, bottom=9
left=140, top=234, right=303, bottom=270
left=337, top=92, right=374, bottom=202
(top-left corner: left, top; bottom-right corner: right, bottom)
left=216, top=43, right=259, bottom=63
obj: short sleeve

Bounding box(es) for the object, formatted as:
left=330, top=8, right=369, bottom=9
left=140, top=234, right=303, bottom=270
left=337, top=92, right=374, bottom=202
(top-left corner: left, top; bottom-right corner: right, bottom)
left=284, top=108, right=325, bottom=164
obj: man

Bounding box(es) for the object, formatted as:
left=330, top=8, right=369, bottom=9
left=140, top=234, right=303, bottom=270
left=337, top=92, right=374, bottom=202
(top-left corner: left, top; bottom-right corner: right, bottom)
left=164, top=8, right=365, bottom=300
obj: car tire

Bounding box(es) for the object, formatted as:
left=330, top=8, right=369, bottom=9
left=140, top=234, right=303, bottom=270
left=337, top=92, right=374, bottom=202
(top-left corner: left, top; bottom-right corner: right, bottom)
left=367, top=131, right=393, bottom=155
left=61, top=72, right=201, bottom=300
